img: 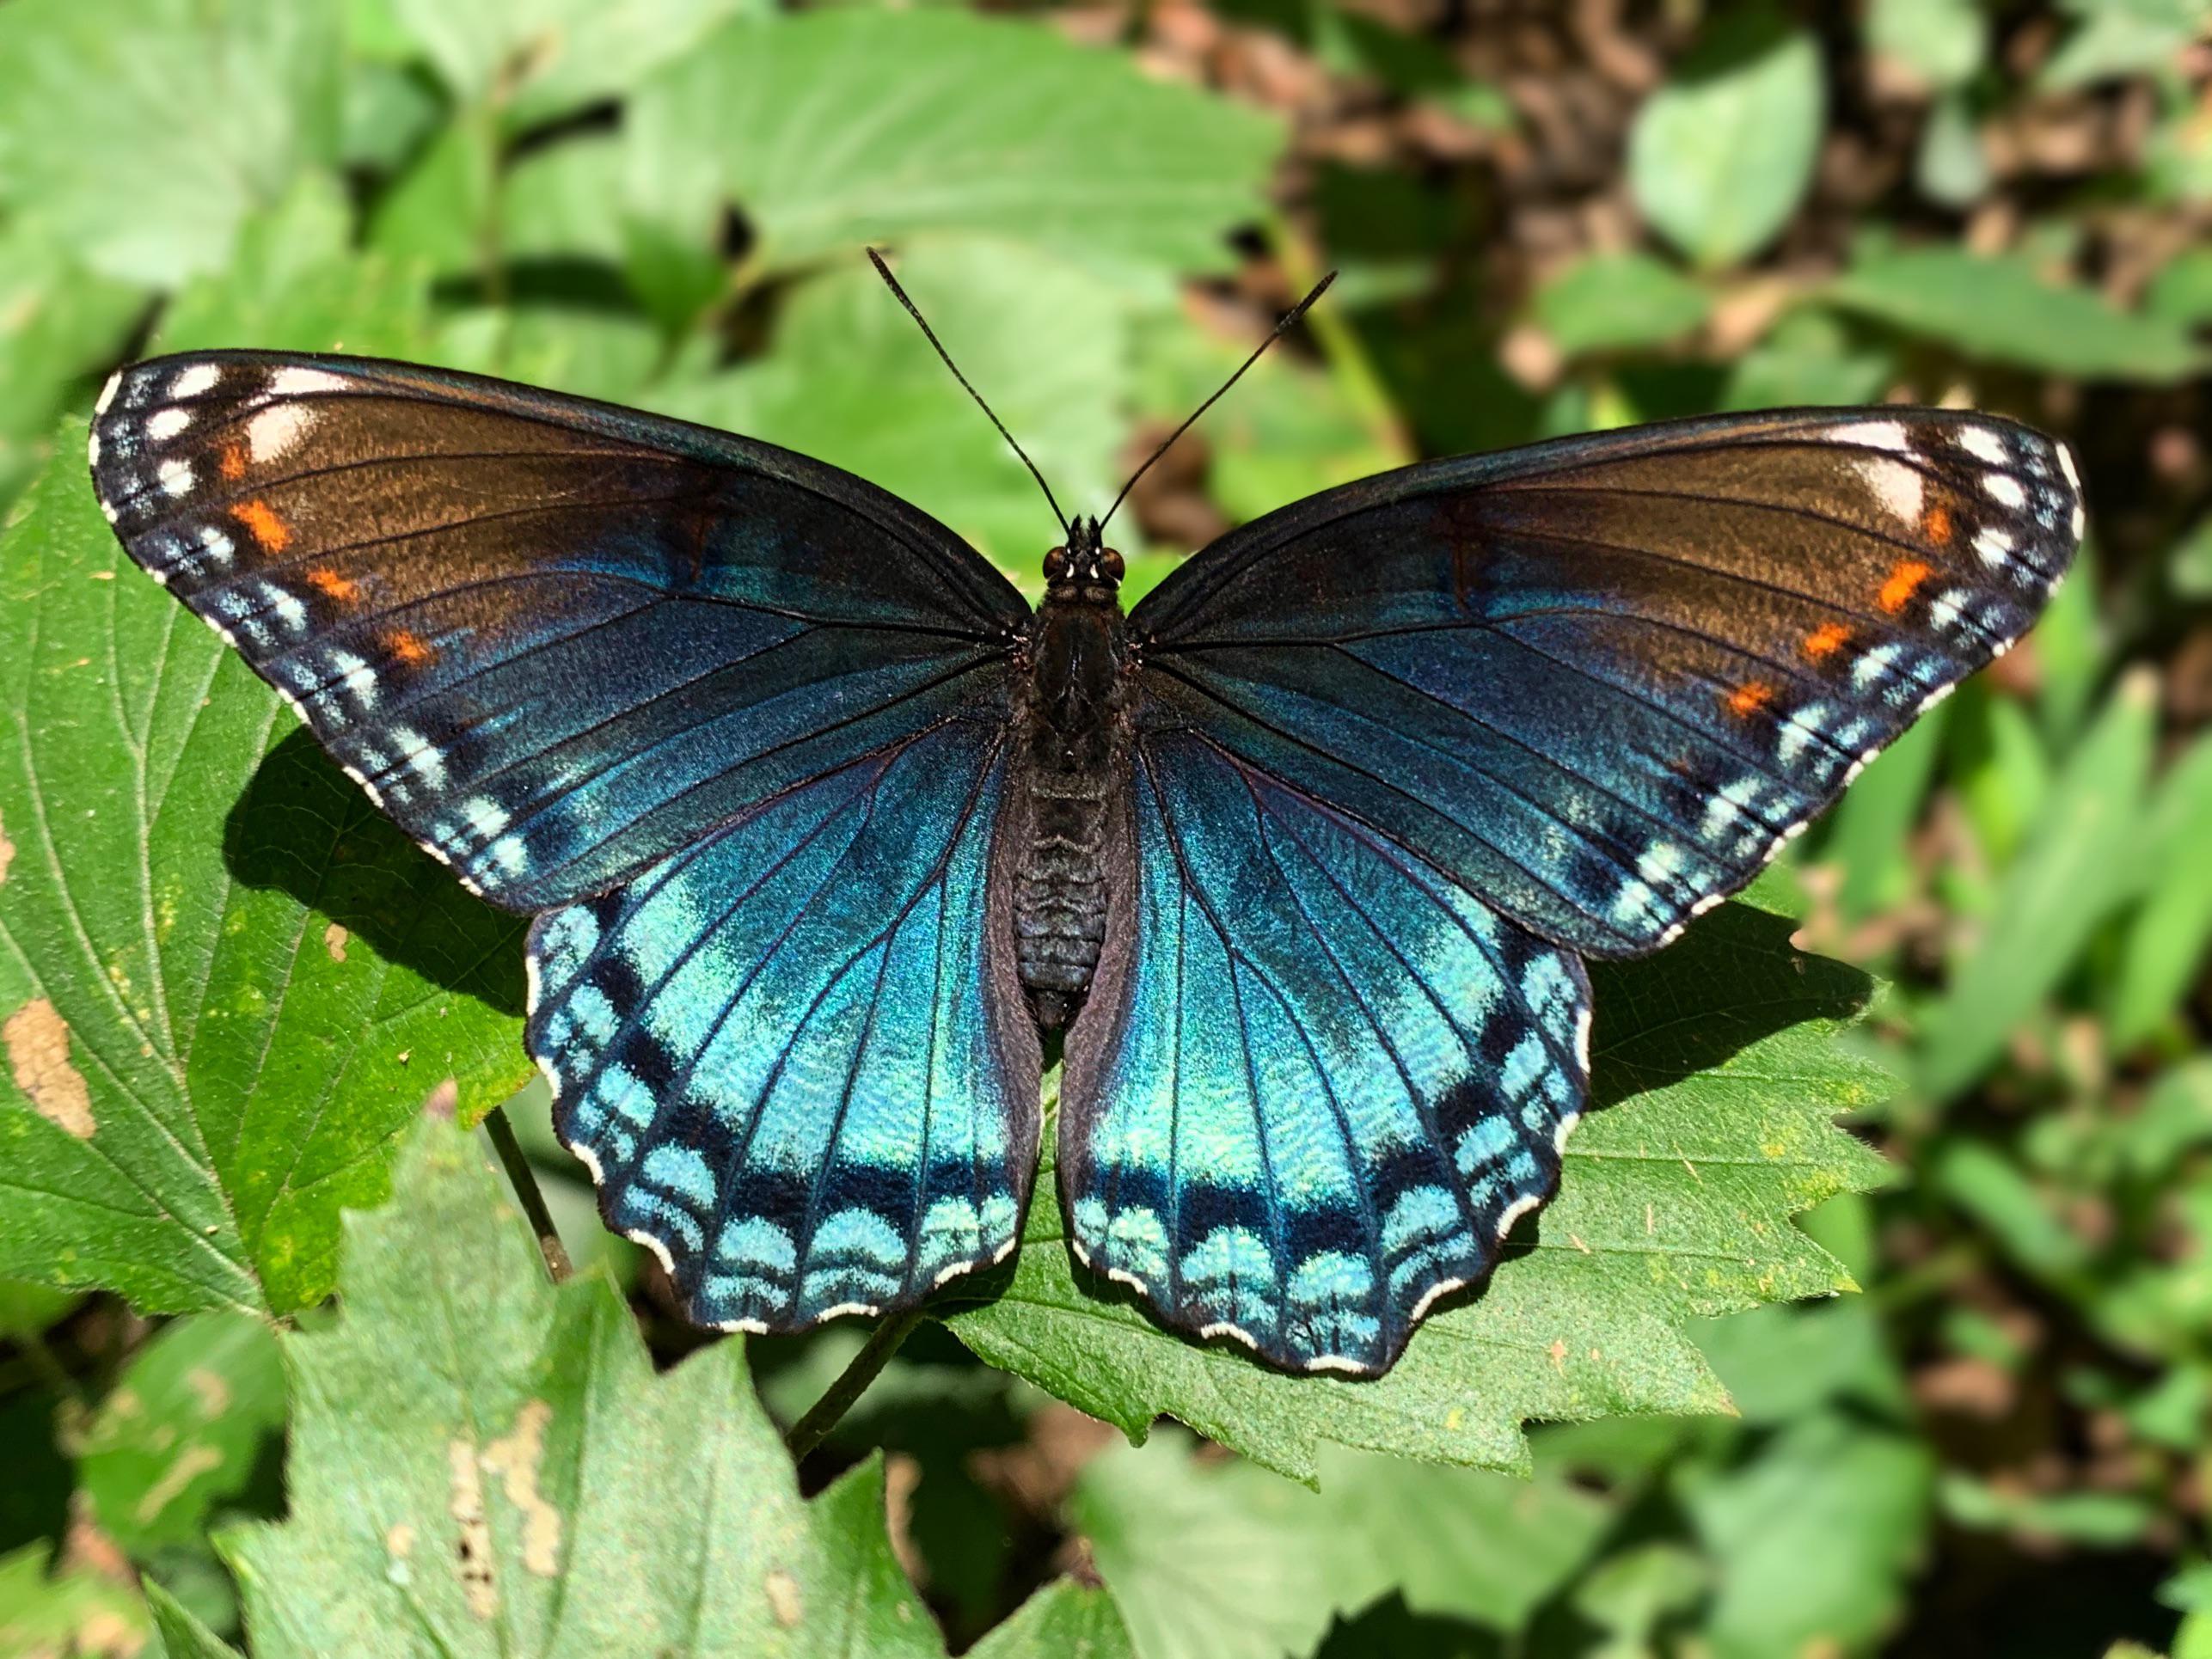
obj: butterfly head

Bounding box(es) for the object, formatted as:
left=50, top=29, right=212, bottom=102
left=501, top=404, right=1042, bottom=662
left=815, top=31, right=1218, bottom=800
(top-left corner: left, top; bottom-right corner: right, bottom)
left=1044, top=515, right=1124, bottom=605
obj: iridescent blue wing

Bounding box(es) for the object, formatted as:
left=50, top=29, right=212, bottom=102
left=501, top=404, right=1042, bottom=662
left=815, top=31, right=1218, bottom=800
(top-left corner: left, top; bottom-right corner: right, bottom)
left=88, top=351, right=1026, bottom=910
left=528, top=705, right=1041, bottom=1331
left=1067, top=408, right=2080, bottom=1372
left=1061, top=724, right=1589, bottom=1374
left=89, top=349, right=1041, bottom=1330
left=1128, top=408, right=2083, bottom=957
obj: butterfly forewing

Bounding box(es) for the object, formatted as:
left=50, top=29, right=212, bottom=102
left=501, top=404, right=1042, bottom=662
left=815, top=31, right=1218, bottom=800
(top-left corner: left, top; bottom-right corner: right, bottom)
left=1130, top=409, right=2083, bottom=958
left=89, top=351, right=1026, bottom=912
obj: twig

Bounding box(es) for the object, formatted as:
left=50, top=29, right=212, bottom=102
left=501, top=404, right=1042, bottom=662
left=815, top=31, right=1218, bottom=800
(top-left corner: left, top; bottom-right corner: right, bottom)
left=484, top=1105, right=573, bottom=1283
left=786, top=1307, right=925, bottom=1460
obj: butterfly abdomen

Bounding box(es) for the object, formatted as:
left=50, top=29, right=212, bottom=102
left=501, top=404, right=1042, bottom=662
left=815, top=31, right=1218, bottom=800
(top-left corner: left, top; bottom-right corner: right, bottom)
left=1014, top=588, right=1134, bottom=1031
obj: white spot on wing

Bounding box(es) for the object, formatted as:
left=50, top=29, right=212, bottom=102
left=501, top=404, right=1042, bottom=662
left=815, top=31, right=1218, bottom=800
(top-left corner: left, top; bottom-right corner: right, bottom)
left=2056, top=443, right=2082, bottom=492
left=170, top=363, right=221, bottom=400
left=269, top=366, right=351, bottom=396
left=247, top=402, right=316, bottom=466
left=95, top=371, right=122, bottom=416
left=1854, top=455, right=1924, bottom=523
left=147, top=407, right=192, bottom=442
left=1958, top=426, right=2009, bottom=466
left=1984, top=472, right=2027, bottom=509
left=156, top=457, right=193, bottom=499
left=1845, top=420, right=1913, bottom=454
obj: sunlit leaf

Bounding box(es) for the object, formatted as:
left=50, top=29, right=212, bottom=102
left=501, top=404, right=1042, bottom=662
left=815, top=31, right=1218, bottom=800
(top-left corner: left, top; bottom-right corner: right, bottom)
left=1917, top=672, right=2159, bottom=1099
left=223, top=1114, right=1125, bottom=1657
left=0, top=438, right=529, bottom=1318
left=1075, top=1433, right=1608, bottom=1659
left=0, top=0, right=341, bottom=286
left=654, top=240, right=1132, bottom=575
left=78, top=1313, right=285, bottom=1554
left=626, top=8, right=1280, bottom=274
left=1627, top=9, right=1823, bottom=268
left=1829, top=246, right=2209, bottom=381
left=389, top=0, right=763, bottom=130
left=1533, top=252, right=1712, bottom=356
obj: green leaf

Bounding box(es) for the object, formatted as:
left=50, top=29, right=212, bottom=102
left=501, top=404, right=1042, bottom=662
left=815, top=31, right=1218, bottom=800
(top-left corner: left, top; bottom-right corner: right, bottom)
left=0, top=0, right=341, bottom=286
left=2111, top=731, right=2212, bottom=1049
left=968, top=1582, right=1137, bottom=1659
left=0, top=1540, right=149, bottom=1656
left=77, top=1312, right=285, bottom=1553
left=146, top=1578, right=247, bottom=1659
left=1917, top=671, right=2160, bottom=1099
left=1866, top=0, right=1987, bottom=89
left=2173, top=515, right=2212, bottom=599
left=224, top=1112, right=1121, bottom=1656
left=389, top=0, right=763, bottom=130
left=626, top=9, right=1281, bottom=275
left=1073, top=1435, right=1608, bottom=1659
left=0, top=226, right=144, bottom=504
left=947, top=896, right=1892, bottom=1484
left=1718, top=307, right=1893, bottom=410
left=1133, top=310, right=1402, bottom=533
left=1915, top=92, right=1993, bottom=209
left=655, top=240, right=1131, bottom=576
left=2041, top=0, right=2211, bottom=89
left=0, top=1276, right=78, bottom=1338
left=1627, top=9, right=1824, bottom=269
left=2148, top=248, right=2212, bottom=328
left=1681, top=1413, right=1933, bottom=1658
left=1819, top=700, right=1949, bottom=924
left=1532, top=253, right=1712, bottom=356
left=1828, top=246, right=2210, bottom=381
left=156, top=178, right=439, bottom=362
left=0, top=437, right=529, bottom=1318
left=1939, top=1471, right=2156, bottom=1546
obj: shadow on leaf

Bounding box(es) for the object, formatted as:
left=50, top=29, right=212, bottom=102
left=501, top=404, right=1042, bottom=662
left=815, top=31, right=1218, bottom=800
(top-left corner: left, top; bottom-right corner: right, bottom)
left=223, top=725, right=527, bottom=1017
left=1589, top=899, right=1873, bottom=1111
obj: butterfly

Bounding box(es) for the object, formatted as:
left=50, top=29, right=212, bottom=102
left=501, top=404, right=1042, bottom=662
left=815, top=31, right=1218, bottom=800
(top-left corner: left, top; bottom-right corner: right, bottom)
left=86, top=272, right=2083, bottom=1377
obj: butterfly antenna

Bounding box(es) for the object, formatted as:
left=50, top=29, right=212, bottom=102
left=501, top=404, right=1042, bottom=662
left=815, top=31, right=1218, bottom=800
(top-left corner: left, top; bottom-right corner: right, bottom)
left=867, top=248, right=1070, bottom=536
left=1100, top=270, right=1338, bottom=533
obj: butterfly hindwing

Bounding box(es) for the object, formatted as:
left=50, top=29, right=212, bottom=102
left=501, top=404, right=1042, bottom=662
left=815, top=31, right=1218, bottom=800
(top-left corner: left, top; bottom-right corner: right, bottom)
left=1059, top=721, right=1590, bottom=1374
left=88, top=351, right=1026, bottom=912
left=1130, top=409, right=2084, bottom=958
left=529, top=703, right=1042, bottom=1330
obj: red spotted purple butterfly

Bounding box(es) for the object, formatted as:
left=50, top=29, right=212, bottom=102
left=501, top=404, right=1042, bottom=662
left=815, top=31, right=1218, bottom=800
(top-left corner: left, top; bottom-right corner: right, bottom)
left=89, top=262, right=2081, bottom=1375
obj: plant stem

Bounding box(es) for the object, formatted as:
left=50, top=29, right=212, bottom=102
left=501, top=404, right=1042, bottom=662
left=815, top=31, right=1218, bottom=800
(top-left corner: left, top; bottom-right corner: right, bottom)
left=787, top=1307, right=924, bottom=1460
left=485, top=1106, right=573, bottom=1283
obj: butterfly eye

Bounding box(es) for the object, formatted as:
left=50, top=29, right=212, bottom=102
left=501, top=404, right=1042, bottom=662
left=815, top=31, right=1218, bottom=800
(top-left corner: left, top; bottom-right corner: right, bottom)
left=1101, top=548, right=1124, bottom=580
left=1044, top=547, right=1068, bottom=579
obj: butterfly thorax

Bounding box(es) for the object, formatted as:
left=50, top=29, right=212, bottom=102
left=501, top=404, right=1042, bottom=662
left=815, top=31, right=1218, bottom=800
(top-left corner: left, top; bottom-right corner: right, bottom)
left=1014, top=517, right=1134, bottom=1032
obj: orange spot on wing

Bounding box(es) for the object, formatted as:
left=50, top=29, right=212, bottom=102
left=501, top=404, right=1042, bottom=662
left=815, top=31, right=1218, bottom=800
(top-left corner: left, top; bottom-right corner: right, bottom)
left=388, top=631, right=433, bottom=667
left=1803, top=621, right=1852, bottom=662
left=230, top=499, right=291, bottom=554
left=305, top=566, right=359, bottom=603
left=1878, top=560, right=1932, bottom=614
left=218, top=440, right=248, bottom=481
left=1726, top=681, right=1775, bottom=718
left=1921, top=504, right=1953, bottom=545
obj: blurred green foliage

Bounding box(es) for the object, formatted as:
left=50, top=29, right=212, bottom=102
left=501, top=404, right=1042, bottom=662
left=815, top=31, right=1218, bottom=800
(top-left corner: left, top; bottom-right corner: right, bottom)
left=0, top=1, right=2209, bottom=1656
